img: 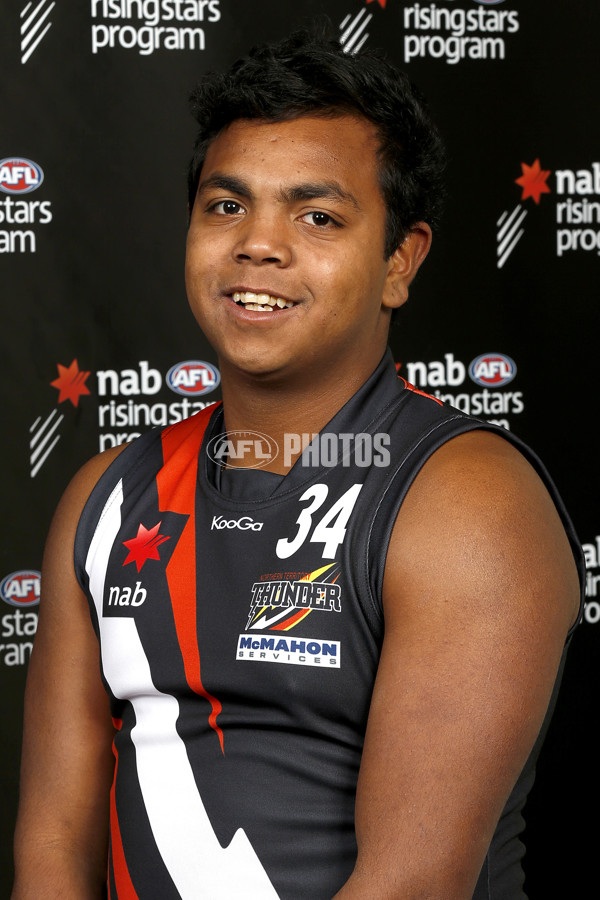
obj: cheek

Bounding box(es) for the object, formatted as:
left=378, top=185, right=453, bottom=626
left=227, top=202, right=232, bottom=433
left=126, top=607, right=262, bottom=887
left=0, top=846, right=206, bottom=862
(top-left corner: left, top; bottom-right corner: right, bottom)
left=184, top=233, right=201, bottom=284
left=185, top=235, right=221, bottom=295
left=313, top=254, right=383, bottom=311
left=307, top=249, right=366, bottom=295
left=186, top=219, right=228, bottom=269
left=185, top=244, right=213, bottom=321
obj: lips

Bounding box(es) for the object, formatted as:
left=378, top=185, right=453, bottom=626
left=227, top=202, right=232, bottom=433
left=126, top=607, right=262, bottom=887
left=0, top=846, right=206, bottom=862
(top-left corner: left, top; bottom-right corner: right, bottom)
left=231, top=291, right=295, bottom=312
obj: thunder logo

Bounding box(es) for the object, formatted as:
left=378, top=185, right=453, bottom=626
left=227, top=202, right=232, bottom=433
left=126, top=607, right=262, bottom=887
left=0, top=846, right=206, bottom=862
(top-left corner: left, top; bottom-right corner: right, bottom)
left=246, top=564, right=341, bottom=632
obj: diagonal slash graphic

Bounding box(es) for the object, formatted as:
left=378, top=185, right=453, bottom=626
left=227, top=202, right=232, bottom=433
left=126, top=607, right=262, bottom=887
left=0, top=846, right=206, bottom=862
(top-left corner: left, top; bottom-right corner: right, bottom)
left=497, top=204, right=528, bottom=269
left=20, top=0, right=56, bottom=64
left=340, top=7, right=373, bottom=54
left=30, top=409, right=64, bottom=477
left=86, top=481, right=280, bottom=898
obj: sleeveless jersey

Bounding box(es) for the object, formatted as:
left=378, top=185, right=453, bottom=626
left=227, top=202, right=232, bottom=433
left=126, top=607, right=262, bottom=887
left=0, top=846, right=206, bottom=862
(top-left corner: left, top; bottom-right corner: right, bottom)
left=74, top=351, right=584, bottom=900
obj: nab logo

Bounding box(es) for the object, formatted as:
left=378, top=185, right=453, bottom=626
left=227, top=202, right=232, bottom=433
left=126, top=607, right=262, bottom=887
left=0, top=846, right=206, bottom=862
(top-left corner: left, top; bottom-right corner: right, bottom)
left=0, top=570, right=41, bottom=608
left=469, top=353, right=516, bottom=387
left=0, top=158, right=44, bottom=195
left=107, top=582, right=147, bottom=607
left=166, top=360, right=220, bottom=396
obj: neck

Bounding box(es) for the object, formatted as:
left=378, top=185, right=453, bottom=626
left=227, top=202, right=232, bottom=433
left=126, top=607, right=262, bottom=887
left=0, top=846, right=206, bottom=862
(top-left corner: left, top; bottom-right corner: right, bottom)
left=218, top=349, right=386, bottom=474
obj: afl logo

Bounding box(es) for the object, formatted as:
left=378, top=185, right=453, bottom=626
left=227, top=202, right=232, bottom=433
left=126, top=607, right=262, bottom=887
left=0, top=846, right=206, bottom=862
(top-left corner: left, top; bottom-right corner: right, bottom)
left=207, top=431, right=278, bottom=469
left=166, top=360, right=220, bottom=396
left=0, top=158, right=44, bottom=195
left=469, top=353, right=516, bottom=387
left=0, top=570, right=41, bottom=608
left=473, top=1, right=505, bottom=5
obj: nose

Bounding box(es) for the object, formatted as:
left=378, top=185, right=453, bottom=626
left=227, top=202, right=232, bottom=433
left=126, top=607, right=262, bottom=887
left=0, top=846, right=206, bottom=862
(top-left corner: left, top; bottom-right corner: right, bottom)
left=233, top=213, right=292, bottom=267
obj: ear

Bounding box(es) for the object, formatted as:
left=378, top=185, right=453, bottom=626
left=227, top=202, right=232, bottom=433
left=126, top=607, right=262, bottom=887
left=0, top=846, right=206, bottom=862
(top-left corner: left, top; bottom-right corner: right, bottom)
left=382, top=223, right=433, bottom=311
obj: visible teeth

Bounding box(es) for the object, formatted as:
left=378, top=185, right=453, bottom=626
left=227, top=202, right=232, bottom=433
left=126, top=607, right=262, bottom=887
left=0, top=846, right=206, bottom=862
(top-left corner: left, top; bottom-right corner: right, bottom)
left=232, top=291, right=292, bottom=309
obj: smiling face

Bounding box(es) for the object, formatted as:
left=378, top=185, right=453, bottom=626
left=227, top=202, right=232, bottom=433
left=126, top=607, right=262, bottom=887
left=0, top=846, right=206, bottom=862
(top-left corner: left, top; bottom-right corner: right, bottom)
left=185, top=114, right=430, bottom=391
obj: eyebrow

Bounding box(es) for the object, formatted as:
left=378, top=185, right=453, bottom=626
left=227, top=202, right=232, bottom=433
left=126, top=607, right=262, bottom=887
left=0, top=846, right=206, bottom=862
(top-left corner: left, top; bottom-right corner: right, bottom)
left=279, top=181, right=360, bottom=210
left=196, top=173, right=253, bottom=199
left=196, top=172, right=360, bottom=210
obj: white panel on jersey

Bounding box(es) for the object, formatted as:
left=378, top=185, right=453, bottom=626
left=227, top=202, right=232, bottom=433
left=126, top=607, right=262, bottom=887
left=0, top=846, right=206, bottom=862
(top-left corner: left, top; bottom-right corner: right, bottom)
left=86, top=479, right=279, bottom=899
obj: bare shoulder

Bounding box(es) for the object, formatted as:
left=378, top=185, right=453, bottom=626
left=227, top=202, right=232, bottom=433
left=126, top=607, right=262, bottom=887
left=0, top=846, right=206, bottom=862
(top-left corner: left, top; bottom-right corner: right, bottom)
left=51, top=442, right=128, bottom=531
left=385, top=428, right=581, bottom=633
left=339, top=430, right=581, bottom=897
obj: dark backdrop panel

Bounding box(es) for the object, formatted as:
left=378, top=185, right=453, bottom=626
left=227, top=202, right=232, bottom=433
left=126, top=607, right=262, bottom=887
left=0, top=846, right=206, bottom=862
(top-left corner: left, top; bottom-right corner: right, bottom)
left=1, top=1, right=597, bottom=896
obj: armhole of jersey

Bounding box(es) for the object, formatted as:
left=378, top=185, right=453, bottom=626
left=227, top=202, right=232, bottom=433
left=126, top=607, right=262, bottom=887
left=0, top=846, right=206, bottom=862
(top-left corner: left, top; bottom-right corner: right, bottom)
left=73, top=429, right=162, bottom=601
left=363, top=420, right=586, bottom=636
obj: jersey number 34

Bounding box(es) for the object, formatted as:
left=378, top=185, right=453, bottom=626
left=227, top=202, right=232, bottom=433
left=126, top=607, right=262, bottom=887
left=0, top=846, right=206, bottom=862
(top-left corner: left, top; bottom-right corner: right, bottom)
left=276, top=483, right=363, bottom=560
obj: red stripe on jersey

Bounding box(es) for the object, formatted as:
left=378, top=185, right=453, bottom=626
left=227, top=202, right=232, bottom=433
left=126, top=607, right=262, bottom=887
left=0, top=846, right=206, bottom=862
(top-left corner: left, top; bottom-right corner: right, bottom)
left=397, top=375, right=444, bottom=406
left=110, top=732, right=139, bottom=899
left=157, top=406, right=225, bottom=754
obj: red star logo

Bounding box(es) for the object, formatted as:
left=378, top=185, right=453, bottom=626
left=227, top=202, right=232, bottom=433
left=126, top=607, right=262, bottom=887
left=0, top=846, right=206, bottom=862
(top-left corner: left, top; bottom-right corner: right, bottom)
left=515, top=159, right=551, bottom=205
left=50, top=359, right=91, bottom=407
left=367, top=0, right=386, bottom=7
left=123, top=521, right=170, bottom=572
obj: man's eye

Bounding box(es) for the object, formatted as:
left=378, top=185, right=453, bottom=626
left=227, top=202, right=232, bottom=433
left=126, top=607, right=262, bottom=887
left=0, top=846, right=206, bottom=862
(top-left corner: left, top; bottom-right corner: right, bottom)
left=303, top=211, right=341, bottom=228
left=211, top=200, right=244, bottom=215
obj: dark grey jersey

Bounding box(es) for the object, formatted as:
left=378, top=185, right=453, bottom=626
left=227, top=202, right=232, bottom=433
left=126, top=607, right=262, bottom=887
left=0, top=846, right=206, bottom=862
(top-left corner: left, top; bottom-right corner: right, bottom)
left=74, top=351, right=584, bottom=899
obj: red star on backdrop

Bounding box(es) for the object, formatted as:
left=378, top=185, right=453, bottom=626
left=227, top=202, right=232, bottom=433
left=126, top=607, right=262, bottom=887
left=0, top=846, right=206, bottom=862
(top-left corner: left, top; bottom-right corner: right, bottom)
left=123, top=521, right=171, bottom=572
left=515, top=159, right=551, bottom=205
left=366, top=0, right=386, bottom=7
left=50, top=359, right=91, bottom=407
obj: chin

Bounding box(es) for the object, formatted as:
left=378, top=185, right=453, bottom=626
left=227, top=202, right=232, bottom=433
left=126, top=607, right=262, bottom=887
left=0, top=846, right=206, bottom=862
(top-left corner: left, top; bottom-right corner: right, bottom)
left=224, top=351, right=289, bottom=381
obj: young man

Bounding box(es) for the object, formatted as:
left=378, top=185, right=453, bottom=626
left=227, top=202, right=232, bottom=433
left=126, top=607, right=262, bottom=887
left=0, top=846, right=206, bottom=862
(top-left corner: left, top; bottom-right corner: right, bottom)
left=13, top=29, right=583, bottom=900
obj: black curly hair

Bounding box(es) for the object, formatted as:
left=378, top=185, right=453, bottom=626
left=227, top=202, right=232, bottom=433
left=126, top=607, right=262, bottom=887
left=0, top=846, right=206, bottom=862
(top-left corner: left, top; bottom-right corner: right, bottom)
left=188, top=24, right=445, bottom=259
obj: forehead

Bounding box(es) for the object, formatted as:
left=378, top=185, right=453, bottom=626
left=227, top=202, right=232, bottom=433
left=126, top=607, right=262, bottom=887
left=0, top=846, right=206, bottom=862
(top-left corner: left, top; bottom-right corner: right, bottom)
left=200, top=114, right=383, bottom=198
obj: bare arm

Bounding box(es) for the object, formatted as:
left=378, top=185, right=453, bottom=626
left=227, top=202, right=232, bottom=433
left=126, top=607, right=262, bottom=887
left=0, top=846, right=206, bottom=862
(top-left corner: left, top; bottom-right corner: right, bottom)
left=12, top=447, right=126, bottom=899
left=335, top=431, right=580, bottom=899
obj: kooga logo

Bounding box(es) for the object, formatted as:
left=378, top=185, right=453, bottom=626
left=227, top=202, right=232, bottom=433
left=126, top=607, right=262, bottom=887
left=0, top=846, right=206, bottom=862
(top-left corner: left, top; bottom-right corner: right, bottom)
left=211, top=516, right=264, bottom=532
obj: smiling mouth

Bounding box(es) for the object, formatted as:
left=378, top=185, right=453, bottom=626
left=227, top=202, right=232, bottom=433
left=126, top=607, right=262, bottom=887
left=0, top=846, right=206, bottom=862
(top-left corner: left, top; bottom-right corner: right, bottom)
left=232, top=291, right=295, bottom=312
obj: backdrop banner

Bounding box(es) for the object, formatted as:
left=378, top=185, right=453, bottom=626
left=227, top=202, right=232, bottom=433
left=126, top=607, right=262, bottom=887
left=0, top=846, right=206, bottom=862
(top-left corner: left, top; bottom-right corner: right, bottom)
left=1, top=1, right=597, bottom=896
